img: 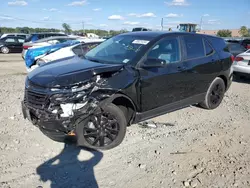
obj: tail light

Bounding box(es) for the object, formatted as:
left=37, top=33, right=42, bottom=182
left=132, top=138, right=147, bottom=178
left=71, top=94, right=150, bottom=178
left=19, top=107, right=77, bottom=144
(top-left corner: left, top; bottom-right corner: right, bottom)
left=231, top=55, right=234, bottom=62
left=234, top=56, right=244, bottom=61
left=247, top=44, right=250, bottom=49
left=23, top=46, right=31, bottom=49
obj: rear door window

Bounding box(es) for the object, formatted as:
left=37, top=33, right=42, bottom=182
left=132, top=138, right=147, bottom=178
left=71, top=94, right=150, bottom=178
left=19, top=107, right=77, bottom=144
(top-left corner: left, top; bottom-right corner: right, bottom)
left=183, top=35, right=205, bottom=59
left=17, top=38, right=25, bottom=43
left=5, top=38, right=15, bottom=43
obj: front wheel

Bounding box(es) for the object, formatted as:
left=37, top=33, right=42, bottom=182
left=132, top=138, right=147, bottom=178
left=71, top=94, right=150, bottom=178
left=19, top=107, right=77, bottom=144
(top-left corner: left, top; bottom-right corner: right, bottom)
left=1, top=46, right=10, bottom=54
left=76, top=103, right=127, bottom=150
left=199, top=77, right=225, bottom=109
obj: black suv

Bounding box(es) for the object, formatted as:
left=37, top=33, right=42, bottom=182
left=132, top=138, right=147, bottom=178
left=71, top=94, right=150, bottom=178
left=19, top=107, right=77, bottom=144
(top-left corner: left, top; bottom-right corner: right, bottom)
left=22, top=32, right=233, bottom=150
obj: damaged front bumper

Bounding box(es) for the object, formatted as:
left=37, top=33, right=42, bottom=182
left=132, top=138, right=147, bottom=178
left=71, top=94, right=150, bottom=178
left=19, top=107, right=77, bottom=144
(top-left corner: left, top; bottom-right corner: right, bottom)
left=22, top=101, right=74, bottom=141
left=21, top=75, right=113, bottom=142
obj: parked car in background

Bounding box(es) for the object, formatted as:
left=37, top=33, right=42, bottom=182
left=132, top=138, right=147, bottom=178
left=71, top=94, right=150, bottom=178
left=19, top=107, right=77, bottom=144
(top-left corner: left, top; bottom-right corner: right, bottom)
left=226, top=42, right=247, bottom=57
left=132, top=27, right=149, bottom=32
left=25, top=40, right=81, bottom=72
left=0, top=36, right=25, bottom=54
left=24, top=32, right=67, bottom=43
left=240, top=39, right=250, bottom=49
left=22, top=36, right=78, bottom=59
left=36, top=39, right=104, bottom=65
left=0, top=33, right=29, bottom=39
left=22, top=32, right=233, bottom=150
left=233, top=49, right=250, bottom=78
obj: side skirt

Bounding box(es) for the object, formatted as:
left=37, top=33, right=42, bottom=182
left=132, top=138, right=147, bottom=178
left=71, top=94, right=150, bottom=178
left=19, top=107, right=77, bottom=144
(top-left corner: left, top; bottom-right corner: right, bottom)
left=134, top=93, right=206, bottom=123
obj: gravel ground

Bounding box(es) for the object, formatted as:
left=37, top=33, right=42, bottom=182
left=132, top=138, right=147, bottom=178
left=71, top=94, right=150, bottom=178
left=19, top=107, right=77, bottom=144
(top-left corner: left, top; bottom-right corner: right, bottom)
left=0, top=54, right=250, bottom=188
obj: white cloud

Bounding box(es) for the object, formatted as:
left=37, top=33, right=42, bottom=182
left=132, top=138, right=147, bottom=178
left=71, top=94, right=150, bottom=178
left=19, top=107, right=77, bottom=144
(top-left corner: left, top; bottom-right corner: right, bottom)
left=68, top=0, right=87, bottom=6
left=8, top=1, right=28, bottom=6
left=100, top=24, right=108, bottom=27
left=138, top=12, right=156, bottom=18
left=165, top=13, right=183, bottom=18
left=93, top=8, right=101, bottom=11
left=49, top=8, right=58, bottom=12
left=123, top=21, right=140, bottom=25
left=42, top=16, right=50, bottom=21
left=165, top=0, right=189, bottom=6
left=108, top=15, right=124, bottom=20
left=0, top=16, right=15, bottom=20
left=203, top=14, right=209, bottom=17
left=128, top=12, right=156, bottom=18
left=128, top=13, right=137, bottom=16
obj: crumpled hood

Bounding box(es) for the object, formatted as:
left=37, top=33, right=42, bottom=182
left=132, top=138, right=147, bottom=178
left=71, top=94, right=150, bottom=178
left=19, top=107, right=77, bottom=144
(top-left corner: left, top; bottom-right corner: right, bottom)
left=27, top=56, right=124, bottom=88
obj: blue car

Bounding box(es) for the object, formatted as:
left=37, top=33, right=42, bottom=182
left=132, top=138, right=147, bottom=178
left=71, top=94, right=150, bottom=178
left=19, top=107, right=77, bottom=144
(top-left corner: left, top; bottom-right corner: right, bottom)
left=25, top=40, right=80, bottom=72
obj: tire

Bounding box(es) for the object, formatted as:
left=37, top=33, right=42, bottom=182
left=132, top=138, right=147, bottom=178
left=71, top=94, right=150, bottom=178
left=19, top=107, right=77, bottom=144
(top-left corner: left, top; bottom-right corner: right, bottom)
left=1, top=46, right=10, bottom=54
left=199, top=77, right=225, bottom=110
left=76, top=103, right=127, bottom=150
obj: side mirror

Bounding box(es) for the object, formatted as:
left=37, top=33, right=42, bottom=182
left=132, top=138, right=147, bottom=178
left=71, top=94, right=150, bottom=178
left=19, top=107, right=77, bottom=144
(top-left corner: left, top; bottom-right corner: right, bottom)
left=141, top=58, right=166, bottom=68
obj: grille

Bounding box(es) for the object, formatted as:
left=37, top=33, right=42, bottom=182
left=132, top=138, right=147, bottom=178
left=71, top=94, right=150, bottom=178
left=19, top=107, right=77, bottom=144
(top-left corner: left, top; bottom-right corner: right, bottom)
left=25, top=90, right=47, bottom=109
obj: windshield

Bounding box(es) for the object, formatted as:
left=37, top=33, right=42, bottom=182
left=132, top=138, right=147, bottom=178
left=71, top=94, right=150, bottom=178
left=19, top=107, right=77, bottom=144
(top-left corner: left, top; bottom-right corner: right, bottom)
left=85, top=35, right=151, bottom=64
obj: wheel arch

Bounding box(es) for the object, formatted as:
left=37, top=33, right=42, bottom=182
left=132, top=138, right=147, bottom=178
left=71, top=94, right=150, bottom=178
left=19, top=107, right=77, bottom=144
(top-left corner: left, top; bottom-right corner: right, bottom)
left=218, top=75, right=228, bottom=88
left=110, top=93, right=137, bottom=126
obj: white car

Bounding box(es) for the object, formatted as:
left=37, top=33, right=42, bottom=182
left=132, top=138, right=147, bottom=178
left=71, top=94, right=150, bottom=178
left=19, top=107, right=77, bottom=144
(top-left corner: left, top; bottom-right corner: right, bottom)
left=28, top=39, right=104, bottom=72
left=22, top=36, right=80, bottom=59
left=233, top=49, right=250, bottom=78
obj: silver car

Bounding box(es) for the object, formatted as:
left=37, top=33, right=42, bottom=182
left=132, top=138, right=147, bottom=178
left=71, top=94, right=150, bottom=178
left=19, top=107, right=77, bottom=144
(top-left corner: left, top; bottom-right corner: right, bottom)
left=233, top=49, right=250, bottom=78
left=22, top=36, right=78, bottom=59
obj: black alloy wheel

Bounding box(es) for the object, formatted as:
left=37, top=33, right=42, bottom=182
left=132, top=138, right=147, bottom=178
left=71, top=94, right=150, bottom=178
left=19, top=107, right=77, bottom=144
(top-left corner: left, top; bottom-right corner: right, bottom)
left=210, top=83, right=224, bottom=105
left=76, top=103, right=127, bottom=150
left=199, top=77, right=225, bottom=109
left=83, top=112, right=120, bottom=147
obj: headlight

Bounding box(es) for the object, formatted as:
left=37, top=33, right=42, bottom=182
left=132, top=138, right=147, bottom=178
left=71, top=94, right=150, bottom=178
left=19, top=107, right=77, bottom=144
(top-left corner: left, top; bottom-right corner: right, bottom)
left=50, top=92, right=86, bottom=103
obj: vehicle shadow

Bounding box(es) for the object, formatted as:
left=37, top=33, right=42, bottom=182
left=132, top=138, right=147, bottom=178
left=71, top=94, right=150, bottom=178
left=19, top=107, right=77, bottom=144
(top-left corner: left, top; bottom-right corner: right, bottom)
left=233, top=76, right=250, bottom=84
left=36, top=143, right=103, bottom=188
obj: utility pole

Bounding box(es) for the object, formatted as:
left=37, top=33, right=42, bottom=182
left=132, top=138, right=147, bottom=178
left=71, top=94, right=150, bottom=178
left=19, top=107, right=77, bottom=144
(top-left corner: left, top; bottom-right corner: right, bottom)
left=161, top=18, right=164, bottom=31
left=200, top=16, right=203, bottom=31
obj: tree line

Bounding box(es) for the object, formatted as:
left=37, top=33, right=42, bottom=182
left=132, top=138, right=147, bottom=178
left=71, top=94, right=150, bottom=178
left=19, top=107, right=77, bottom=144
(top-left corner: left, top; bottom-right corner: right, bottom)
left=0, top=23, right=129, bottom=37
left=217, top=26, right=250, bottom=37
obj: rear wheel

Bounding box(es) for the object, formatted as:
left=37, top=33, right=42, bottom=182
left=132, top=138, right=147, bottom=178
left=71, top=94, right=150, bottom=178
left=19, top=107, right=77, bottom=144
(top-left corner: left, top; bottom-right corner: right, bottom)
left=76, top=103, right=127, bottom=150
left=1, top=46, right=10, bottom=54
left=199, top=77, right=225, bottom=109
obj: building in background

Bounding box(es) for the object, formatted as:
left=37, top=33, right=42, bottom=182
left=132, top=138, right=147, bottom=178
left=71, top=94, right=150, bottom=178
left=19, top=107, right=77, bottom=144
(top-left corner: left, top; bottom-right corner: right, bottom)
left=201, top=29, right=241, bottom=37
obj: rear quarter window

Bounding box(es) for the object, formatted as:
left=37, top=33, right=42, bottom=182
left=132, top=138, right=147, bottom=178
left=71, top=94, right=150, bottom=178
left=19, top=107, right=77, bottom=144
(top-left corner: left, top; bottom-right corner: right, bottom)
left=206, top=36, right=227, bottom=52
left=183, top=35, right=205, bottom=59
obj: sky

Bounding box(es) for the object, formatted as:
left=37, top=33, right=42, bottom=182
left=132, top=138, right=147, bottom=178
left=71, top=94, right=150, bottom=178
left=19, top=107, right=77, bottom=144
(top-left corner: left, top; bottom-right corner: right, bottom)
left=0, top=0, right=249, bottom=31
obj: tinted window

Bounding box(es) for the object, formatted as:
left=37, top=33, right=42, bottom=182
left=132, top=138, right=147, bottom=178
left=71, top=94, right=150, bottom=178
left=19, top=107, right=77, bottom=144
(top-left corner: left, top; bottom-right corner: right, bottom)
left=17, top=35, right=26, bottom=38
left=38, top=34, right=45, bottom=39
left=7, top=35, right=15, bottom=37
left=5, top=38, right=15, bottom=42
left=204, top=39, right=214, bottom=56
left=25, top=35, right=33, bottom=42
left=183, top=35, right=204, bottom=59
left=85, top=35, right=151, bottom=64
left=148, top=37, right=180, bottom=63
left=17, top=38, right=25, bottom=43
left=73, top=43, right=100, bottom=56
left=207, top=36, right=227, bottom=52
